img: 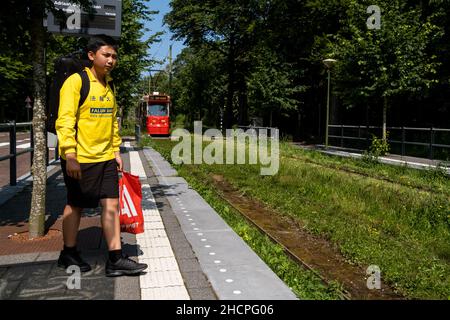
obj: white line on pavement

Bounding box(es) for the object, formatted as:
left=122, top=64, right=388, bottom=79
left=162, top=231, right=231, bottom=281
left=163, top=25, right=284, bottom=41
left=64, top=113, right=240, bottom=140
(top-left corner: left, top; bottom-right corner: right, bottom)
left=129, top=151, right=147, bottom=178
left=17, top=143, right=31, bottom=149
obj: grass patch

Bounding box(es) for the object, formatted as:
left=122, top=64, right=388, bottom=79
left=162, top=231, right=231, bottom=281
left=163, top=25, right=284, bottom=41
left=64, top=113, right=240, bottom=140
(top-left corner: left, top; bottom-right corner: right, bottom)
left=178, top=166, right=344, bottom=300
left=142, top=136, right=450, bottom=299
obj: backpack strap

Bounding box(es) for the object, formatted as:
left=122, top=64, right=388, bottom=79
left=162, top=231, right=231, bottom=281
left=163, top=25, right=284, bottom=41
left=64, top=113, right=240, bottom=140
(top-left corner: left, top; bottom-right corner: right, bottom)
left=108, top=80, right=115, bottom=95
left=78, top=70, right=90, bottom=107
left=74, top=70, right=90, bottom=138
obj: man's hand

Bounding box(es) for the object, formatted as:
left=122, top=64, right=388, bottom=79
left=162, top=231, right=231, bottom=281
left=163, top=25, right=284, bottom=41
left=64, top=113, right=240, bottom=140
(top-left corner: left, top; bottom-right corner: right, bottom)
left=65, top=153, right=81, bottom=180
left=115, top=152, right=123, bottom=172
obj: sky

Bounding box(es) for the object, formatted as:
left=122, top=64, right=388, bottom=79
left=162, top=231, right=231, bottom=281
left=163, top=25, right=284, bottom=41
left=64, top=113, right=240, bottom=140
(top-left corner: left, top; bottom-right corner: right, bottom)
left=143, top=1, right=185, bottom=69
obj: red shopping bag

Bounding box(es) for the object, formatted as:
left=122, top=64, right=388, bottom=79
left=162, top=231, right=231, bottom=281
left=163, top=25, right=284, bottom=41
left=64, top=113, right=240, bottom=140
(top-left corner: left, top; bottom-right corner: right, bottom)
left=119, top=171, right=145, bottom=234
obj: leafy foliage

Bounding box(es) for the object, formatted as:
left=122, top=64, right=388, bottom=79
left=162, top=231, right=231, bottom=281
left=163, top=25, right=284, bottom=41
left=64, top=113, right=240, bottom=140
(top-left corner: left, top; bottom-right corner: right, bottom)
left=164, top=0, right=450, bottom=140
left=0, top=0, right=160, bottom=123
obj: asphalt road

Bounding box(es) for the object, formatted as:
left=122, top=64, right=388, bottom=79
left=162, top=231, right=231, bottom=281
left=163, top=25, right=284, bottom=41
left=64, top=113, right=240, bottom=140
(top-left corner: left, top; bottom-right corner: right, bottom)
left=0, top=132, right=56, bottom=188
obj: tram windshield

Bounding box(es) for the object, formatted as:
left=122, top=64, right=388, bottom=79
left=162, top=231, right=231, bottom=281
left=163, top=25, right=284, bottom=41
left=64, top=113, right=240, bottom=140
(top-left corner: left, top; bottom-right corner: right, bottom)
left=147, top=104, right=168, bottom=116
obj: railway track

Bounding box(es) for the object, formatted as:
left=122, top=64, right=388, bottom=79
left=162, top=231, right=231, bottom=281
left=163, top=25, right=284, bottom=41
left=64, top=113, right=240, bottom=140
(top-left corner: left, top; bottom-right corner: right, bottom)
left=282, top=154, right=449, bottom=195
left=190, top=169, right=403, bottom=300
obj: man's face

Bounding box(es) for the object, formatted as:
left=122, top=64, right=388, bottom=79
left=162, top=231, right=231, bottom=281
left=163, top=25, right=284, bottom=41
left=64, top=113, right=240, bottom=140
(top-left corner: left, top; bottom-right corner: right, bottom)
left=88, top=45, right=118, bottom=74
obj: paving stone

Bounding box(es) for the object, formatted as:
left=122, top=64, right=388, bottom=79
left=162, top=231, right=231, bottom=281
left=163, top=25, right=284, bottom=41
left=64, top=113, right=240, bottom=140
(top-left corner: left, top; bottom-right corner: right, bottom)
left=177, top=258, right=203, bottom=273
left=14, top=276, right=66, bottom=299
left=188, top=288, right=218, bottom=300
left=0, top=267, right=7, bottom=278
left=0, top=279, right=21, bottom=299
left=2, top=263, right=53, bottom=281
left=182, top=271, right=211, bottom=290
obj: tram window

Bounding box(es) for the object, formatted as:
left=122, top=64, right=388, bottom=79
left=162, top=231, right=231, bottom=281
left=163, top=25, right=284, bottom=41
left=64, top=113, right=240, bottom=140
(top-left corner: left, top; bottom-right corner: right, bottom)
left=148, top=104, right=168, bottom=116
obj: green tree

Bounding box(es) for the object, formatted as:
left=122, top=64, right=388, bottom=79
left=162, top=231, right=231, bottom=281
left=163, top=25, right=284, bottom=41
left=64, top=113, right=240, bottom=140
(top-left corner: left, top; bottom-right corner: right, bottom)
left=247, top=46, right=306, bottom=126
left=330, top=0, right=442, bottom=141
left=170, top=46, right=226, bottom=128
left=165, top=0, right=264, bottom=127
left=112, top=0, right=162, bottom=123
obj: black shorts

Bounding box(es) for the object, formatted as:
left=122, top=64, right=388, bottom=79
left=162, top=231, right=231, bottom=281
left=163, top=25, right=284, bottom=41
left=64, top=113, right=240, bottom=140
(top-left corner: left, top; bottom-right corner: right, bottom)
left=61, top=158, right=119, bottom=208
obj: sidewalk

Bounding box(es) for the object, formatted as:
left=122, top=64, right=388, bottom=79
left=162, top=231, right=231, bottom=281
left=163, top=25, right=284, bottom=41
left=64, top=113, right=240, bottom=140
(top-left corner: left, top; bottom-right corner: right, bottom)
left=0, top=152, right=142, bottom=299
left=0, top=139, right=297, bottom=300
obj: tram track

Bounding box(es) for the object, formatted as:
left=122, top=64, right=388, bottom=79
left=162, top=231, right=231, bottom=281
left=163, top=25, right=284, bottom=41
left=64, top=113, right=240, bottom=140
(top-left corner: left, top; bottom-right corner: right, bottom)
left=186, top=168, right=404, bottom=300
left=282, top=154, right=449, bottom=195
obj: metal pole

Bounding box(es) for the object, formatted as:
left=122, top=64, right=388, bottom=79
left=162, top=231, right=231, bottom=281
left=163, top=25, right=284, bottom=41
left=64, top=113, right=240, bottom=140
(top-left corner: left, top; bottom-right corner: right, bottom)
left=169, top=44, right=173, bottom=96
left=135, top=124, right=141, bottom=145
left=401, top=127, right=405, bottom=156
left=148, top=71, right=152, bottom=95
left=45, top=130, right=49, bottom=166
left=325, top=69, right=331, bottom=148
left=30, top=124, right=34, bottom=165
left=55, top=140, right=59, bottom=161
left=430, top=127, right=434, bottom=160
left=10, top=121, right=17, bottom=186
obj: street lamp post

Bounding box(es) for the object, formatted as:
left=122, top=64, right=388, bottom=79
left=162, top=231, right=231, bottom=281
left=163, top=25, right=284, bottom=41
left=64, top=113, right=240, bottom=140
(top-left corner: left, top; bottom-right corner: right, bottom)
left=322, top=58, right=337, bottom=148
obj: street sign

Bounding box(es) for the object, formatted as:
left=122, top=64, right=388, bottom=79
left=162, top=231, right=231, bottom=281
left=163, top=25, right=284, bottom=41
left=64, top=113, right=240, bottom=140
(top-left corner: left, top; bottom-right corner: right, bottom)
left=25, top=96, right=32, bottom=109
left=45, top=0, right=122, bottom=39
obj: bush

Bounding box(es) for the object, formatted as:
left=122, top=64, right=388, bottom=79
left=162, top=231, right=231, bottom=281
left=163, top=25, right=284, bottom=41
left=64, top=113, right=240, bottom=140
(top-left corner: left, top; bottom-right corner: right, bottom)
left=363, top=133, right=390, bottom=162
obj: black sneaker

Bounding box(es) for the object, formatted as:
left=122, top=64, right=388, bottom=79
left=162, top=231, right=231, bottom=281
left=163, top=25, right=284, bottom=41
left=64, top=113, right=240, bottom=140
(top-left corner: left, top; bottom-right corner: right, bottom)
left=105, top=255, right=148, bottom=277
left=57, top=250, right=92, bottom=273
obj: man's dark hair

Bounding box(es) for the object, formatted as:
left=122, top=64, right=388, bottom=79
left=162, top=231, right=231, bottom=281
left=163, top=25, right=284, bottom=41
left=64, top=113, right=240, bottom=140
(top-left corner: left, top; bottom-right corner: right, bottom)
left=86, top=34, right=118, bottom=54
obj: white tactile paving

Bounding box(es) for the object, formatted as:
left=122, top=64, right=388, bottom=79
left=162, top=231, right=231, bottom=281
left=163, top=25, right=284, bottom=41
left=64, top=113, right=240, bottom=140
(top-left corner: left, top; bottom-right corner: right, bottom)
left=139, top=257, right=180, bottom=272
left=129, top=151, right=147, bottom=178
left=141, top=246, right=176, bottom=259
left=143, top=215, right=163, bottom=223
left=144, top=221, right=165, bottom=230
left=136, top=229, right=167, bottom=239
left=128, top=150, right=190, bottom=300
left=140, top=270, right=185, bottom=288
left=138, top=236, right=171, bottom=248
left=141, top=286, right=190, bottom=300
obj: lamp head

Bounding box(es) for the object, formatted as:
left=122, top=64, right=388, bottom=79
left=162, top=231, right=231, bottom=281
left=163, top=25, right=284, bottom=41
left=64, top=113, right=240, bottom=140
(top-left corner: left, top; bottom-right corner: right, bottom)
left=323, top=58, right=337, bottom=69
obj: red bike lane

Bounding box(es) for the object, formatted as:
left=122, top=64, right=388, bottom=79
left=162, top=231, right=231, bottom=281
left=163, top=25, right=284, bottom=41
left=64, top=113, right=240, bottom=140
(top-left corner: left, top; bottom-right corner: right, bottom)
left=0, top=132, right=56, bottom=188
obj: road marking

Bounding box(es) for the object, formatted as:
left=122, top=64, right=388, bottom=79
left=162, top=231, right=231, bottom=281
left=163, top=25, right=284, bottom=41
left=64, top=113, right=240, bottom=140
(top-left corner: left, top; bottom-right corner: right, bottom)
left=17, top=143, right=31, bottom=149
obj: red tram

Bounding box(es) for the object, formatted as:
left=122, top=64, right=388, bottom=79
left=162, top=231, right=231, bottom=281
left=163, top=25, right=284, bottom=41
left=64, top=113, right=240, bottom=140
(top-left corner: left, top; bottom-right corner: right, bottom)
left=138, top=92, right=171, bottom=136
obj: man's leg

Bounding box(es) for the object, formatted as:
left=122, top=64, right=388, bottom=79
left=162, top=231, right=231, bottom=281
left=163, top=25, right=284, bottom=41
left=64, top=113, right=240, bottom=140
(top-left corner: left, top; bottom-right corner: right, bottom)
left=62, top=204, right=82, bottom=247
left=58, top=204, right=92, bottom=272
left=100, top=198, right=121, bottom=250
left=101, top=198, right=147, bottom=277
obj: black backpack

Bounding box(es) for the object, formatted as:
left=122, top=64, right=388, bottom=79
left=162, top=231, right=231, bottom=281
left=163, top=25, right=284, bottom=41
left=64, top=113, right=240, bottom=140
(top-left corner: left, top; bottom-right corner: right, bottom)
left=47, top=51, right=91, bottom=134
left=46, top=51, right=115, bottom=134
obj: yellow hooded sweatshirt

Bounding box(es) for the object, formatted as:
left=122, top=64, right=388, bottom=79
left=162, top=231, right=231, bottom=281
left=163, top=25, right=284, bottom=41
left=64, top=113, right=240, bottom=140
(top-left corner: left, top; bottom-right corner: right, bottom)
left=56, top=67, right=121, bottom=163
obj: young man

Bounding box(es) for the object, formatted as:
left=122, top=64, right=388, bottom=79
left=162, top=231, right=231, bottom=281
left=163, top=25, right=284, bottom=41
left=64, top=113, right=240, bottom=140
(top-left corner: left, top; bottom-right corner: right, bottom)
left=56, top=35, right=147, bottom=277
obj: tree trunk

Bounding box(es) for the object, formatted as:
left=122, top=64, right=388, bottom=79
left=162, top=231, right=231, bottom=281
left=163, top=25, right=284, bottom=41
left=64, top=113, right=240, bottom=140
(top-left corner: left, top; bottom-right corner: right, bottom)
left=29, top=1, right=47, bottom=239
left=382, top=96, right=387, bottom=142
left=237, top=76, right=248, bottom=126
left=225, top=37, right=236, bottom=129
